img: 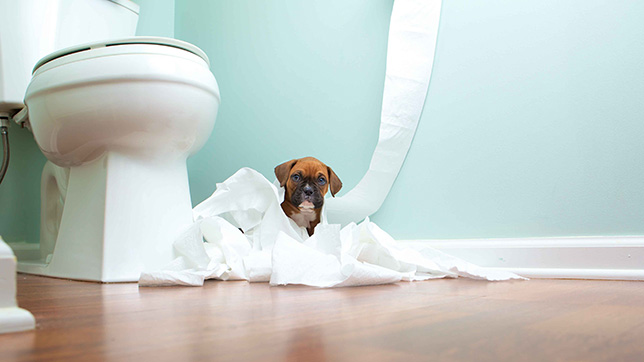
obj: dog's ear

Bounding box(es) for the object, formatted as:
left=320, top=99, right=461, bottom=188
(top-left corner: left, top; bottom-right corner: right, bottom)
left=327, top=166, right=342, bottom=197
left=275, top=159, right=298, bottom=187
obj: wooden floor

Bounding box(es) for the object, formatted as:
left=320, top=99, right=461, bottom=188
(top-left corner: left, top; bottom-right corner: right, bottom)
left=2, top=275, right=643, bottom=361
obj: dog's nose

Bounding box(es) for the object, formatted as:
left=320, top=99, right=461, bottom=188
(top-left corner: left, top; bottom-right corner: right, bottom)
left=303, top=185, right=314, bottom=196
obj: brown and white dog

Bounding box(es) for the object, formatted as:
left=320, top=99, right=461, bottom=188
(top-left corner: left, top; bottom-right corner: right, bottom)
left=275, top=157, right=342, bottom=236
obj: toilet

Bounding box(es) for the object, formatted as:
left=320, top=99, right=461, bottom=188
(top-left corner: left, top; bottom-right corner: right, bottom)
left=0, top=0, right=220, bottom=282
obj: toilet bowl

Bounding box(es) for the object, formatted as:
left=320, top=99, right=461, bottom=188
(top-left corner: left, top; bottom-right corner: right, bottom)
left=17, top=37, right=220, bottom=282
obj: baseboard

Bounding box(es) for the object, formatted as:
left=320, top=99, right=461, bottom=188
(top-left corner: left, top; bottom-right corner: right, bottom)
left=399, top=235, right=644, bottom=281
left=8, top=237, right=644, bottom=281
left=6, top=242, right=41, bottom=262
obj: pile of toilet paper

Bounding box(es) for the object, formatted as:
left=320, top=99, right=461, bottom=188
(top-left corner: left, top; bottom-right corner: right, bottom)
left=139, top=168, right=524, bottom=287
left=137, top=0, right=527, bottom=288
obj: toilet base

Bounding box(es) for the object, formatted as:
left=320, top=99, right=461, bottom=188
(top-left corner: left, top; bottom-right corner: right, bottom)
left=17, top=152, right=194, bottom=282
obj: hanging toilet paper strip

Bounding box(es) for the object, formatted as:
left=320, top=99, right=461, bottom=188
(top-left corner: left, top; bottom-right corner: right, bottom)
left=326, top=0, right=443, bottom=225
left=139, top=168, right=525, bottom=287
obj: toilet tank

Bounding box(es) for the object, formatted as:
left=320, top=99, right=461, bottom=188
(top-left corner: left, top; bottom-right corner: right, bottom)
left=0, top=0, right=139, bottom=115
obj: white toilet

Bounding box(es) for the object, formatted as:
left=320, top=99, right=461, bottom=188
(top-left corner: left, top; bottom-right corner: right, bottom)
left=0, top=0, right=220, bottom=282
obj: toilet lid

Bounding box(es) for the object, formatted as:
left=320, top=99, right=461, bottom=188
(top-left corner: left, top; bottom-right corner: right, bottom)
left=33, top=36, right=210, bottom=73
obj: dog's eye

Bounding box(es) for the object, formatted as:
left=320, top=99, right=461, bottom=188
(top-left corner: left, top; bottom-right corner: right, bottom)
left=291, top=174, right=301, bottom=182
left=317, top=177, right=326, bottom=186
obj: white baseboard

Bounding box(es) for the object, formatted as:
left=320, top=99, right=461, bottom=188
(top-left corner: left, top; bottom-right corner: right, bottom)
left=400, top=235, right=644, bottom=281
left=6, top=242, right=40, bottom=261
left=7, top=237, right=644, bottom=281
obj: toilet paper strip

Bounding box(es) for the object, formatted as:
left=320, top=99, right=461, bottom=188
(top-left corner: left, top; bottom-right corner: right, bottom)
left=326, top=0, right=443, bottom=225
left=139, top=168, right=525, bottom=288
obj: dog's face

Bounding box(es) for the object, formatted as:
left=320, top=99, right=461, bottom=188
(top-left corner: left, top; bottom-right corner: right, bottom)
left=275, top=157, right=342, bottom=213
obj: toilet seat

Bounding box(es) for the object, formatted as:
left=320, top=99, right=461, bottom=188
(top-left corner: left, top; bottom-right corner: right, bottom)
left=33, top=36, right=210, bottom=74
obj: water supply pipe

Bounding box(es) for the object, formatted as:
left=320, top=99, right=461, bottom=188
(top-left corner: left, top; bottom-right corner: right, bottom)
left=0, top=115, right=10, bottom=185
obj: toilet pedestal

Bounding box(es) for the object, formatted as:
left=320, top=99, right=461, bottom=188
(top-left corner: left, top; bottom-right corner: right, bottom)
left=18, top=152, right=194, bottom=282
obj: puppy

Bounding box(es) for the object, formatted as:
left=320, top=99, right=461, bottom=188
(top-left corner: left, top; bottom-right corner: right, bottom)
left=275, top=157, right=342, bottom=236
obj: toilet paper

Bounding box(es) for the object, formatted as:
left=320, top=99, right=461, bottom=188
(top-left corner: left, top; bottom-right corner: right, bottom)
left=139, top=168, right=525, bottom=287
left=139, top=0, right=521, bottom=288
left=326, top=0, right=443, bottom=225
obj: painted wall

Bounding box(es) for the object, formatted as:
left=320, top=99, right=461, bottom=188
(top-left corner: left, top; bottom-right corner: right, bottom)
left=176, top=0, right=644, bottom=240
left=2, top=0, right=643, bottom=245
left=175, top=0, right=390, bottom=204
left=135, top=0, right=175, bottom=38
left=373, top=0, right=644, bottom=239
left=0, top=128, right=44, bottom=244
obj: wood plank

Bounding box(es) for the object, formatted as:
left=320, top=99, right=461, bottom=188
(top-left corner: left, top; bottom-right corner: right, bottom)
left=1, top=275, right=643, bottom=361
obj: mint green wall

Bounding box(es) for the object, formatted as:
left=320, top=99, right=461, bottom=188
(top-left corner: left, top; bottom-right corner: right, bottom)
left=135, top=0, right=175, bottom=37
left=0, top=128, right=45, bottom=243
left=175, top=0, right=390, bottom=203
left=373, top=0, right=644, bottom=239
left=177, top=0, right=644, bottom=240
left=2, top=0, right=643, bottom=244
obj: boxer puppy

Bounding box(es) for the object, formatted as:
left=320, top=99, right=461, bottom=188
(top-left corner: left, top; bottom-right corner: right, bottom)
left=275, top=157, right=342, bottom=236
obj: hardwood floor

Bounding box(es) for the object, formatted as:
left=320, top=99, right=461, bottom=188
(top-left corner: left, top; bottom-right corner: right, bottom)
left=1, top=275, right=643, bottom=361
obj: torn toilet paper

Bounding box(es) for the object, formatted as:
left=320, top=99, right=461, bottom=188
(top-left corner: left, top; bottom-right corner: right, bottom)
left=326, top=0, right=443, bottom=225
left=139, top=168, right=525, bottom=287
